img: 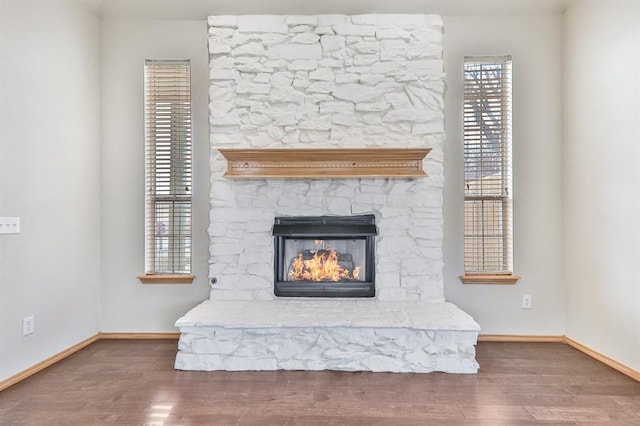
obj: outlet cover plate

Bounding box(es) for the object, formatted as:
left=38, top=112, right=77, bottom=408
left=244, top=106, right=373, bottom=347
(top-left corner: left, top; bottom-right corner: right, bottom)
left=23, top=316, right=34, bottom=336
left=0, top=217, right=20, bottom=234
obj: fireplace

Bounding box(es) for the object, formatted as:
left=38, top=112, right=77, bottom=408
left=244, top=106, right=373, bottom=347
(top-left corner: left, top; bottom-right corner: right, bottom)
left=272, top=215, right=377, bottom=298
left=176, top=14, right=480, bottom=375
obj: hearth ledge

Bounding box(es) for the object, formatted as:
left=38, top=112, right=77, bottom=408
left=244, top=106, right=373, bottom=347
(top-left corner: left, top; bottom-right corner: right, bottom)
left=174, top=299, right=480, bottom=374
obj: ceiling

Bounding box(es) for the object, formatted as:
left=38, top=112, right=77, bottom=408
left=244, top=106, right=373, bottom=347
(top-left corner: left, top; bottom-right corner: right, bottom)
left=86, top=0, right=582, bottom=20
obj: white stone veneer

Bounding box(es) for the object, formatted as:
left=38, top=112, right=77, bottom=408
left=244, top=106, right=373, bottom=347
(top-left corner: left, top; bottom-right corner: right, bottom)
left=175, top=300, right=480, bottom=373
left=208, top=14, right=446, bottom=302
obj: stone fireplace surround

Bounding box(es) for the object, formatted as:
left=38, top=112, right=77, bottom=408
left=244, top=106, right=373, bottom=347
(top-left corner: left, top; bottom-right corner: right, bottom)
left=174, top=14, right=480, bottom=373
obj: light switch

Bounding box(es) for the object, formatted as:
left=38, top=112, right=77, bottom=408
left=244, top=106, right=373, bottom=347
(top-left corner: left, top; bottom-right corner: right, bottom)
left=0, top=217, right=20, bottom=234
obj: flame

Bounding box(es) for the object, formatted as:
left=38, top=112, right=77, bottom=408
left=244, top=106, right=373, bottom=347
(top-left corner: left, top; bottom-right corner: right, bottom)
left=289, top=249, right=361, bottom=282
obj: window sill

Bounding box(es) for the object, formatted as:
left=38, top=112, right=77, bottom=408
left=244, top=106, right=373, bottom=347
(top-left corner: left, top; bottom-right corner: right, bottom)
left=137, top=274, right=195, bottom=284
left=460, top=274, right=521, bottom=285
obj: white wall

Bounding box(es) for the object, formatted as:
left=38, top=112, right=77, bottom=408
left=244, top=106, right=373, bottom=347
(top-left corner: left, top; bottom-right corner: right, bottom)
left=0, top=0, right=101, bottom=381
left=443, top=14, right=565, bottom=335
left=100, top=19, right=210, bottom=331
left=563, top=0, right=640, bottom=371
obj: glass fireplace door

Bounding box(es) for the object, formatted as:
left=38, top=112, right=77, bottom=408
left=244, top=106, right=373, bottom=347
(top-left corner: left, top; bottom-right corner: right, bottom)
left=273, top=215, right=376, bottom=298
left=283, top=237, right=367, bottom=283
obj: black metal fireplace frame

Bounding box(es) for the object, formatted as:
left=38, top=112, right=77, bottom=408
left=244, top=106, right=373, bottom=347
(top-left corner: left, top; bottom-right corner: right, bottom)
left=272, top=215, right=377, bottom=298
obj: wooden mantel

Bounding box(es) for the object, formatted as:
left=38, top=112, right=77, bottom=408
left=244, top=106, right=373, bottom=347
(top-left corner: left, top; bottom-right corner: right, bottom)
left=218, top=148, right=432, bottom=179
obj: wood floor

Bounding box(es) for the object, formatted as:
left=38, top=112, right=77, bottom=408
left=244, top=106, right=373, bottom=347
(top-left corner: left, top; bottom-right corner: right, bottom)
left=1, top=340, right=639, bottom=425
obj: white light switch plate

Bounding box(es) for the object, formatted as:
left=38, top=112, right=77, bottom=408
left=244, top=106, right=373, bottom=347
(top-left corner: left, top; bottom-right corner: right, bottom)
left=0, top=217, right=20, bottom=234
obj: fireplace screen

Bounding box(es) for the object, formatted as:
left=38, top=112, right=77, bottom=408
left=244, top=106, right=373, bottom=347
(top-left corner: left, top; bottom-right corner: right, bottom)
left=273, top=215, right=376, bottom=298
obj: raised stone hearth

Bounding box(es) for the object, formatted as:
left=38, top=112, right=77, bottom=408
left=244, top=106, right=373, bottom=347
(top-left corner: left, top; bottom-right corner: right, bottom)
left=175, top=300, right=480, bottom=373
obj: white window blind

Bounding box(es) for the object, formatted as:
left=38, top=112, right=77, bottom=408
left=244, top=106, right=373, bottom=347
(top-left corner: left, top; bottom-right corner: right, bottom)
left=463, top=56, right=513, bottom=274
left=144, top=60, right=192, bottom=275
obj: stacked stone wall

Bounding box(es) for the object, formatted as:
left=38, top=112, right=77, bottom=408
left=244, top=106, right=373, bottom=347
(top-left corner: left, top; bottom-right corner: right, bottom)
left=208, top=14, right=446, bottom=301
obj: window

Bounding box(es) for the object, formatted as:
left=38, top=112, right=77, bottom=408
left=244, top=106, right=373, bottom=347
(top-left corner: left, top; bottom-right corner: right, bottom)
left=140, top=60, right=193, bottom=283
left=461, top=56, right=519, bottom=284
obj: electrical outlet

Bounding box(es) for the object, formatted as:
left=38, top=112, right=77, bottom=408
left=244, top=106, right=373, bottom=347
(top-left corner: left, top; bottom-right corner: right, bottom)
left=22, top=316, right=34, bottom=336
left=522, top=295, right=532, bottom=309
left=0, top=217, right=20, bottom=234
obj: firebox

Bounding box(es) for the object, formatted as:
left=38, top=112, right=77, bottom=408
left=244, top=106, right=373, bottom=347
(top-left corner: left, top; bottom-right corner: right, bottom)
left=272, top=215, right=377, bottom=298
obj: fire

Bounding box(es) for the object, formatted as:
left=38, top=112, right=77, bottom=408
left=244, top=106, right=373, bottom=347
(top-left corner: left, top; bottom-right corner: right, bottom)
left=289, top=249, right=361, bottom=282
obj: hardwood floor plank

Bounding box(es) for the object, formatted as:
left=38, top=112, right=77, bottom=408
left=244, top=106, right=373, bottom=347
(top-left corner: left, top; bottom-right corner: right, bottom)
left=525, top=406, right=611, bottom=422
left=0, top=340, right=638, bottom=425
left=610, top=394, right=640, bottom=408
left=459, top=405, right=536, bottom=421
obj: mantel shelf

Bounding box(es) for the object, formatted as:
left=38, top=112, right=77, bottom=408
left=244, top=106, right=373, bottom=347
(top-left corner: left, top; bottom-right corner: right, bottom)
left=218, top=148, right=432, bottom=179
